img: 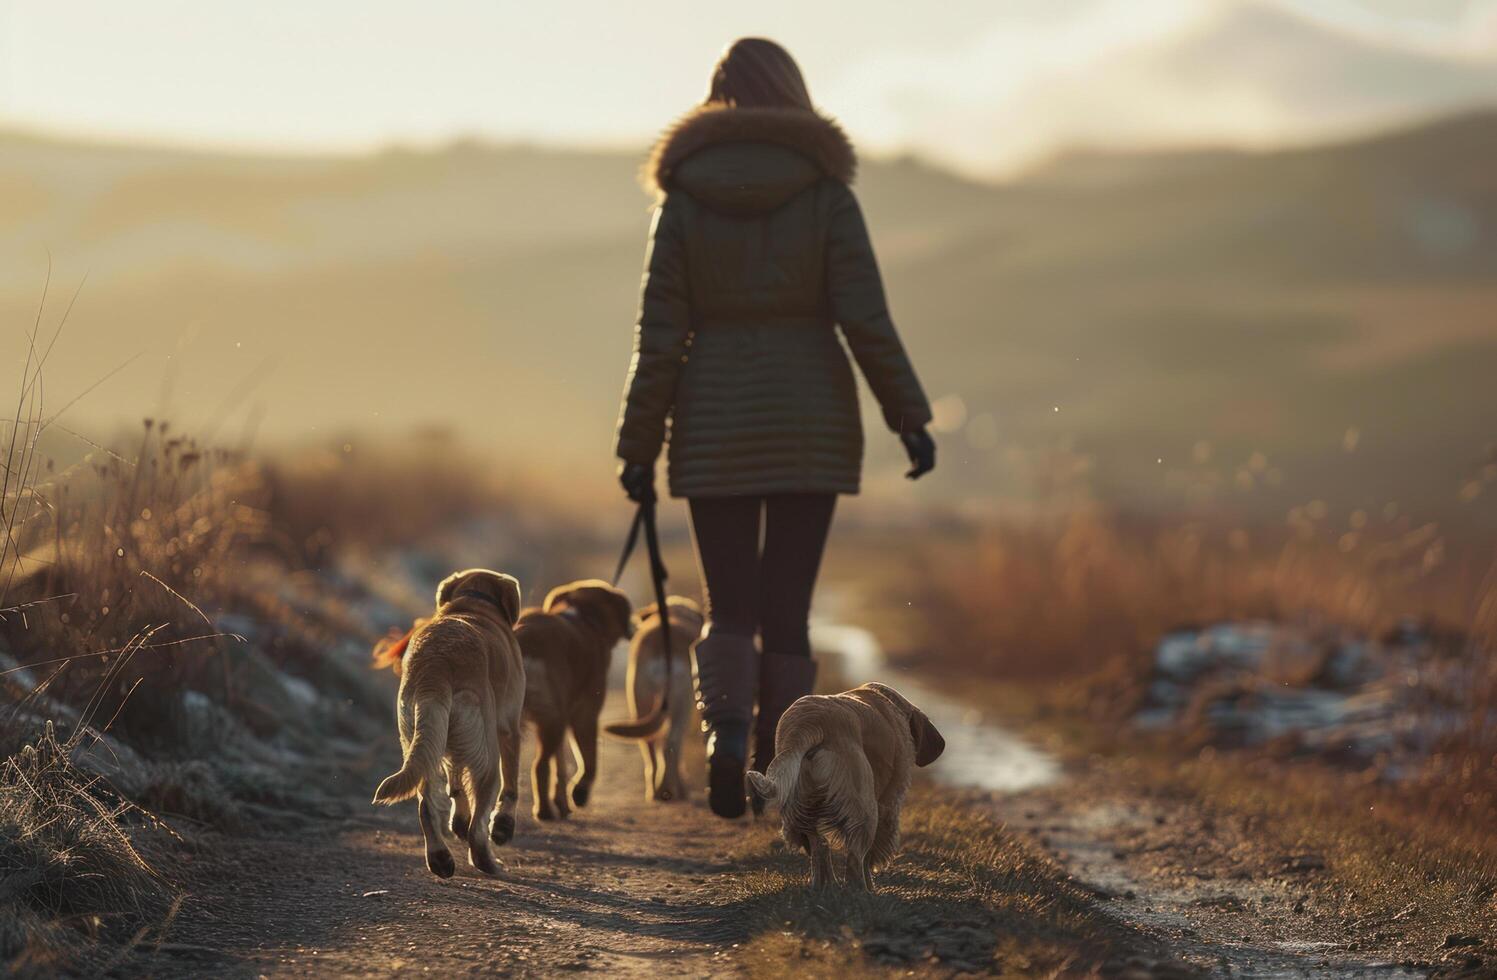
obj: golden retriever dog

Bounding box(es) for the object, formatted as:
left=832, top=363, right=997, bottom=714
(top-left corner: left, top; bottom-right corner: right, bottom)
left=517, top=579, right=633, bottom=821
left=602, top=596, right=704, bottom=802
left=372, top=569, right=525, bottom=879
left=747, top=683, right=945, bottom=890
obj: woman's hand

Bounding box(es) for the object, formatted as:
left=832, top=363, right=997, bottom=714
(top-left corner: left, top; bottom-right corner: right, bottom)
left=618, top=462, right=656, bottom=503
left=900, top=429, right=936, bottom=480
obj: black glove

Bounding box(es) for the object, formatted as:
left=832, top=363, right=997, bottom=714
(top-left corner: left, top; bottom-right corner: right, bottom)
left=900, top=428, right=936, bottom=480
left=618, top=461, right=655, bottom=503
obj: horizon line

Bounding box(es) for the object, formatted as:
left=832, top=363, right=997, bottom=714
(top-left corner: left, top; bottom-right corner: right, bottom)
left=2, top=102, right=1494, bottom=184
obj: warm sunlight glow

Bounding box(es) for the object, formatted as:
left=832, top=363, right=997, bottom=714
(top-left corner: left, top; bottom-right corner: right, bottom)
left=2, top=0, right=1494, bottom=173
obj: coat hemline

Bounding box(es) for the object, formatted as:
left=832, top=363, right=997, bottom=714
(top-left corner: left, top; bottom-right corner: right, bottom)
left=668, top=482, right=860, bottom=500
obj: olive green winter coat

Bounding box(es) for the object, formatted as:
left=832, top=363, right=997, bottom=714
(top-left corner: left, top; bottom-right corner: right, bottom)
left=614, top=105, right=931, bottom=498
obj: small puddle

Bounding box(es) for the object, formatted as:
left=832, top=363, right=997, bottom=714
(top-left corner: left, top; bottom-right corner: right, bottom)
left=810, top=620, right=1060, bottom=793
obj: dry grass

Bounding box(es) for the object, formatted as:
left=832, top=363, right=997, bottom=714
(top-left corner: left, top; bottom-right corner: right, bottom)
left=1150, top=755, right=1497, bottom=949
left=0, top=377, right=593, bottom=968
left=893, top=505, right=1494, bottom=683
left=0, top=353, right=548, bottom=959
left=2, top=417, right=569, bottom=739
left=725, top=784, right=1193, bottom=977
left=0, top=355, right=253, bottom=968
left=258, top=432, right=572, bottom=563
left=872, top=500, right=1497, bottom=831
left=0, top=722, right=177, bottom=977
left=5, top=423, right=269, bottom=724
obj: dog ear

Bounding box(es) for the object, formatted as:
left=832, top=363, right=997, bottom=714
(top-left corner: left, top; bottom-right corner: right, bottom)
left=909, top=708, right=946, bottom=767
left=486, top=572, right=522, bottom=625
left=437, top=569, right=521, bottom=624
left=435, top=570, right=466, bottom=609
left=610, top=589, right=636, bottom=638
left=542, top=583, right=574, bottom=613
left=864, top=682, right=911, bottom=712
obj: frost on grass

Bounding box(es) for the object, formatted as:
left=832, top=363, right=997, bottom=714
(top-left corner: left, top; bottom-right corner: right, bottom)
left=1137, top=619, right=1490, bottom=780
left=0, top=722, right=177, bottom=977
left=0, top=414, right=594, bottom=968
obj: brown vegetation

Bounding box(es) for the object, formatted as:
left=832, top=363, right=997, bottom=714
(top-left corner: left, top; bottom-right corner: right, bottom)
left=0, top=724, right=177, bottom=978
left=0, top=399, right=582, bottom=971
left=729, top=784, right=1191, bottom=977
left=874, top=495, right=1496, bottom=830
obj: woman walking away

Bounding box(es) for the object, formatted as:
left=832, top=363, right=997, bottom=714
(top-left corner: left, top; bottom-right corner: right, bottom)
left=614, top=38, right=935, bottom=819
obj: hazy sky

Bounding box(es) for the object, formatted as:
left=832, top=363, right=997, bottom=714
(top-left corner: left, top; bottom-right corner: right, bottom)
left=2, top=0, right=1495, bottom=173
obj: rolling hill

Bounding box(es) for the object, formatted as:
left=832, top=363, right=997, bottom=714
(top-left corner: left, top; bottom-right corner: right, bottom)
left=2, top=110, right=1495, bottom=526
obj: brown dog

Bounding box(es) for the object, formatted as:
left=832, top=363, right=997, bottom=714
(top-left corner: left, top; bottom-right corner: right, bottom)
left=747, top=683, right=945, bottom=890
left=602, top=596, right=704, bottom=802
left=517, top=579, right=633, bottom=821
left=372, top=569, right=525, bottom=879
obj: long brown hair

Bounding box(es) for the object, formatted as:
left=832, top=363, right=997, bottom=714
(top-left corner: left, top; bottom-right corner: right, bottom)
left=705, top=38, right=813, bottom=111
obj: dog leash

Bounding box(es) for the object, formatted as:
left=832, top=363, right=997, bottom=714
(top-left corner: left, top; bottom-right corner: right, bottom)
left=611, top=489, right=674, bottom=711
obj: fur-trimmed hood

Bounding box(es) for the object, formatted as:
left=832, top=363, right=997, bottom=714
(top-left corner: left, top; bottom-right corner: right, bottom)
left=644, top=105, right=856, bottom=212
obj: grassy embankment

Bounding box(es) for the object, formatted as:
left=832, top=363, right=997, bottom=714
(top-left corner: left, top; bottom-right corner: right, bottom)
left=849, top=494, right=1497, bottom=950
left=0, top=392, right=584, bottom=975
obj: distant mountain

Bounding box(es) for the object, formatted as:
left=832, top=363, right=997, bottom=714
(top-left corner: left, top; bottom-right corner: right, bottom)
left=1154, top=3, right=1497, bottom=121
left=3, top=110, right=1495, bottom=526
left=952, top=1, right=1497, bottom=173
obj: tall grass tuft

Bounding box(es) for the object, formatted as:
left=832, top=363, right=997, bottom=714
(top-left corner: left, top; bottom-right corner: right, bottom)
left=0, top=722, right=177, bottom=976
left=2, top=420, right=267, bottom=738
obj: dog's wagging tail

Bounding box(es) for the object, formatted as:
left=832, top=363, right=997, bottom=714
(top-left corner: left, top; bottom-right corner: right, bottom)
left=745, top=724, right=823, bottom=804
left=373, top=698, right=451, bottom=804
left=603, top=696, right=668, bottom=740
left=371, top=624, right=418, bottom=677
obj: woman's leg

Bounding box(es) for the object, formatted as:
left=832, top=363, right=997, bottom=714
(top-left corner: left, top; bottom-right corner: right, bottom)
left=758, top=493, right=836, bottom=657
left=687, top=495, right=763, bottom=818
left=688, top=495, right=762, bottom=636
left=752, top=493, right=836, bottom=807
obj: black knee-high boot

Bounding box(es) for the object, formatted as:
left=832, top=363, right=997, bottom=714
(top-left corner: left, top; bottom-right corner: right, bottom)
left=749, top=652, right=817, bottom=815
left=691, top=626, right=758, bottom=819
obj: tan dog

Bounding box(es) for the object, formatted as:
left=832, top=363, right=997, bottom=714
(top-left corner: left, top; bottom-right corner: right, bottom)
left=372, top=569, right=525, bottom=879
left=747, top=683, right=945, bottom=890
left=517, top=579, right=634, bottom=821
left=602, top=596, right=704, bottom=802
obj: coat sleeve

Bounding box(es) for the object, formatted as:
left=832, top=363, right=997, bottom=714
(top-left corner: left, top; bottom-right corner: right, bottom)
left=826, top=184, right=933, bottom=434
left=614, top=194, right=691, bottom=465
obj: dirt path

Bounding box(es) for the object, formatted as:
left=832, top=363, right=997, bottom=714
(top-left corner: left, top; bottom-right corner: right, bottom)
left=147, top=733, right=1452, bottom=978
left=120, top=611, right=1480, bottom=979
left=994, top=775, right=1450, bottom=979
left=150, top=720, right=779, bottom=978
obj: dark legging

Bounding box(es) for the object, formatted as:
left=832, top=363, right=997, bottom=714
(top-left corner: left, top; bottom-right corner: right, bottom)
left=688, top=494, right=836, bottom=657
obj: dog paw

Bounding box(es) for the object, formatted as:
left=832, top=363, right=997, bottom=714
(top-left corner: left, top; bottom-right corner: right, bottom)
left=491, top=813, right=516, bottom=845
left=571, top=782, right=591, bottom=808
left=426, top=849, right=456, bottom=879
